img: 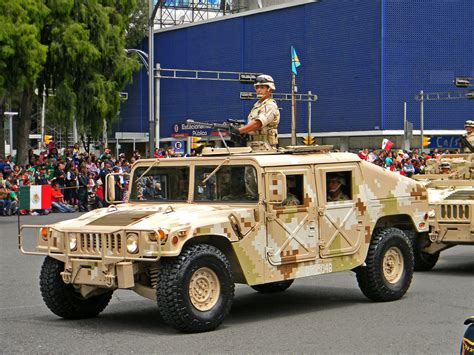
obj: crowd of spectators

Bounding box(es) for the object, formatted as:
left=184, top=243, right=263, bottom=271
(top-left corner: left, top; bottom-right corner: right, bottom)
left=0, top=144, right=141, bottom=216
left=0, top=142, right=463, bottom=216
left=356, top=147, right=462, bottom=177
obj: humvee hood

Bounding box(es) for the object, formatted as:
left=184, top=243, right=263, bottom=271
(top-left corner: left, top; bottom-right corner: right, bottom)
left=56, top=204, right=253, bottom=231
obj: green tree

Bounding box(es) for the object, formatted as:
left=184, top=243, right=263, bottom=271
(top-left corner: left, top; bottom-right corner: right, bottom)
left=125, top=0, right=148, bottom=49
left=1, top=0, right=139, bottom=165
left=0, top=0, right=49, bottom=165
left=42, top=0, right=139, bottom=147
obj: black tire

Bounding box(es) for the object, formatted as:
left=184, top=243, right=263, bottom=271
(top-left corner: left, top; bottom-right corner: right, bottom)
left=356, top=227, right=414, bottom=302
left=39, top=256, right=113, bottom=319
left=250, top=279, right=294, bottom=293
left=404, top=230, right=439, bottom=272
left=156, top=244, right=234, bottom=333
left=414, top=251, right=439, bottom=271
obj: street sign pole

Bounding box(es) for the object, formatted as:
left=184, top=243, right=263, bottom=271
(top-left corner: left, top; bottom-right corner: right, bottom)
left=420, top=90, right=424, bottom=153
left=307, top=90, right=312, bottom=143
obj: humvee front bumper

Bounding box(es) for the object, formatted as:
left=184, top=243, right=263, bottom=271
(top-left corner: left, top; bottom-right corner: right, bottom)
left=19, top=225, right=162, bottom=288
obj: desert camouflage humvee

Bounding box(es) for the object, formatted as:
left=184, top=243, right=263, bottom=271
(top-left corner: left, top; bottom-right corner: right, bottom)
left=20, top=146, right=430, bottom=332
left=412, top=154, right=474, bottom=270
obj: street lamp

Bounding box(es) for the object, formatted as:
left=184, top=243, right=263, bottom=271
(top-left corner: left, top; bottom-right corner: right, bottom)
left=125, top=47, right=160, bottom=156
left=124, top=1, right=163, bottom=157
left=124, top=49, right=149, bottom=73
left=146, top=0, right=165, bottom=157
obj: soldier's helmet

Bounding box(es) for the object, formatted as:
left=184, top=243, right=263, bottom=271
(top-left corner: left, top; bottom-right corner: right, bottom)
left=254, top=75, right=276, bottom=91
left=328, top=173, right=346, bottom=186
left=464, top=120, right=474, bottom=128
left=440, top=162, right=451, bottom=169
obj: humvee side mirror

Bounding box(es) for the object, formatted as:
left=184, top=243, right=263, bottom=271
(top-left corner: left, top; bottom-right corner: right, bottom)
left=105, top=173, right=129, bottom=204
left=267, top=172, right=287, bottom=204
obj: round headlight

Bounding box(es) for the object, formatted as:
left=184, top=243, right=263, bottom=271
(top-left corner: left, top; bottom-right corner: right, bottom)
left=69, top=234, right=77, bottom=251
left=126, top=233, right=139, bottom=254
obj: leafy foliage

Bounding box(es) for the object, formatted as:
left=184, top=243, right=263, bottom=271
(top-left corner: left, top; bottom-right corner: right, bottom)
left=1, top=0, right=141, bottom=163
left=125, top=0, right=148, bottom=49
left=0, top=0, right=49, bottom=99
left=42, top=0, right=140, bottom=137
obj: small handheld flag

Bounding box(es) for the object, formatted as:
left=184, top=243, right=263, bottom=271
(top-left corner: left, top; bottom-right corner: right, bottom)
left=382, top=138, right=394, bottom=152
left=291, top=46, right=301, bottom=75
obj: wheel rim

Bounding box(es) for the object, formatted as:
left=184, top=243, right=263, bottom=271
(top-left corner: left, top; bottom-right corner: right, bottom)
left=188, top=267, right=220, bottom=311
left=382, top=246, right=404, bottom=284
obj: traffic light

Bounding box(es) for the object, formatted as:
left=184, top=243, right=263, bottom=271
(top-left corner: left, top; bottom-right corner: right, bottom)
left=191, top=136, right=202, bottom=150
left=422, top=136, right=431, bottom=148
left=43, top=135, right=53, bottom=144
left=303, top=135, right=314, bottom=145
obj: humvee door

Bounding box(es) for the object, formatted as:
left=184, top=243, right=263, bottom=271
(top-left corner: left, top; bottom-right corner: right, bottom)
left=315, top=164, right=366, bottom=258
left=264, top=166, right=318, bottom=265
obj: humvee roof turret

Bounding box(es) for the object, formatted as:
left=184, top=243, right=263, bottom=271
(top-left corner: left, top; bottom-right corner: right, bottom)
left=20, top=146, right=430, bottom=332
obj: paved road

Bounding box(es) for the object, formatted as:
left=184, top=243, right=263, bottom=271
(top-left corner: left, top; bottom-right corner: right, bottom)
left=1, top=213, right=472, bottom=354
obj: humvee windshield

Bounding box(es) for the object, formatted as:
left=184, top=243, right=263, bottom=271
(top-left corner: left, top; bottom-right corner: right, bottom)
left=129, top=165, right=258, bottom=203
left=130, top=166, right=189, bottom=202
left=194, top=165, right=258, bottom=202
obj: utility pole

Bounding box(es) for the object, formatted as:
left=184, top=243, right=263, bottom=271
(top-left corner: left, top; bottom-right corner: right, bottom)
left=155, top=63, right=161, bottom=150
left=148, top=0, right=155, bottom=157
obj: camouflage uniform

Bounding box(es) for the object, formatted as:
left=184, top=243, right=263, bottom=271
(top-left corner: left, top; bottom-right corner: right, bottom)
left=246, top=97, right=280, bottom=150
left=461, top=120, right=474, bottom=153
left=327, top=191, right=350, bottom=202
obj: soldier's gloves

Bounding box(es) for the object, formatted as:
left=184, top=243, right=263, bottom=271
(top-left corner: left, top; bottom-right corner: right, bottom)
left=229, top=125, right=241, bottom=136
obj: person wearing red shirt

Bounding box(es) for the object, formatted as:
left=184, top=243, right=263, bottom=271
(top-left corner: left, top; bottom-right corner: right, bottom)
left=51, top=182, right=75, bottom=213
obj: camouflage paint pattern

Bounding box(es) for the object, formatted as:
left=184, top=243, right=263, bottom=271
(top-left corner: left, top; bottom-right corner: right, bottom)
left=20, top=148, right=430, bottom=295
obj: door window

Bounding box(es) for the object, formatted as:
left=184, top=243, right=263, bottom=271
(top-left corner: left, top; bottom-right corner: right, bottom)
left=326, top=171, right=352, bottom=203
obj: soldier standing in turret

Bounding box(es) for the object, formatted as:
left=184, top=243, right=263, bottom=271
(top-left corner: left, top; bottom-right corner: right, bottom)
left=234, top=74, right=280, bottom=151
left=460, top=120, right=474, bottom=153
left=231, top=75, right=280, bottom=198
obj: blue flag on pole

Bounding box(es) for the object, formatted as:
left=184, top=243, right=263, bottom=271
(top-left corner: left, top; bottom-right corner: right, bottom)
left=291, top=46, right=301, bottom=75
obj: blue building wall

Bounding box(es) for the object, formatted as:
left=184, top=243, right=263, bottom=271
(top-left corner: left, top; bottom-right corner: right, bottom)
left=117, top=0, right=473, bottom=138
left=383, top=0, right=474, bottom=131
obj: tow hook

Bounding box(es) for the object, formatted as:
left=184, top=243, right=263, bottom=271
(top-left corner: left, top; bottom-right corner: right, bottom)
left=105, top=273, right=116, bottom=287
left=61, top=270, right=72, bottom=284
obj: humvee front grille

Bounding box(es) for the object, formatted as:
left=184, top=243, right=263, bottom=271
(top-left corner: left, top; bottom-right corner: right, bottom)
left=77, top=233, right=122, bottom=255
left=439, top=204, right=470, bottom=221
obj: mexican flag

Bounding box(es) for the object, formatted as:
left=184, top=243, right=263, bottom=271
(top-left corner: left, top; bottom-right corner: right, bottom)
left=382, top=138, right=393, bottom=152
left=19, top=185, right=52, bottom=210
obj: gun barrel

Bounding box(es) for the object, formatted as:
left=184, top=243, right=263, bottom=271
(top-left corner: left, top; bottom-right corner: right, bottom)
left=185, top=119, right=230, bottom=130
left=227, top=119, right=245, bottom=125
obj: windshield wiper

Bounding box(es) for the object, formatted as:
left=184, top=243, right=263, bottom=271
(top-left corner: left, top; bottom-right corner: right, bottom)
left=200, top=157, right=230, bottom=185
left=134, top=159, right=161, bottom=184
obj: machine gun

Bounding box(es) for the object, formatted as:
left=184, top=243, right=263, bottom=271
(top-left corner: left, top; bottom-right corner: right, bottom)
left=186, top=119, right=248, bottom=147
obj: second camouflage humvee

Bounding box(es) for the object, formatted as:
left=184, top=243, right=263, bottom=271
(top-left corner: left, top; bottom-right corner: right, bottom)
left=412, top=153, right=474, bottom=270
left=20, top=146, right=430, bottom=332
